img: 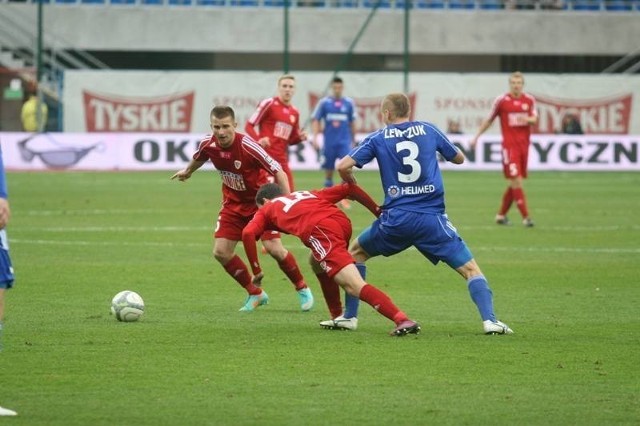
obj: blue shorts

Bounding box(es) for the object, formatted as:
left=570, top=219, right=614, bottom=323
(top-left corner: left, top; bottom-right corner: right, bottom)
left=357, top=209, right=473, bottom=269
left=0, top=230, right=14, bottom=289
left=321, top=141, right=351, bottom=171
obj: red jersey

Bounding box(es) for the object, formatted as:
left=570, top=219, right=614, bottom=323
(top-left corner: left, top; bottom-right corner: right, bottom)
left=246, top=96, right=303, bottom=165
left=193, top=132, right=282, bottom=216
left=242, top=183, right=380, bottom=275
left=488, top=92, right=537, bottom=148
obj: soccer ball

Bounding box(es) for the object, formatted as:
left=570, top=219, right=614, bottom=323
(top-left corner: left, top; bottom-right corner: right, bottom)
left=110, top=290, right=144, bottom=322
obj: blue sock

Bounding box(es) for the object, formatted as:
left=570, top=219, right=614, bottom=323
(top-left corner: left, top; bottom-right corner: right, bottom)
left=344, top=263, right=366, bottom=318
left=324, top=179, right=333, bottom=188
left=468, top=276, right=496, bottom=322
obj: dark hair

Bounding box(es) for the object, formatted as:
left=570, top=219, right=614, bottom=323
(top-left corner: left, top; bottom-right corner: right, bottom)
left=210, top=106, right=235, bottom=121
left=332, top=76, right=343, bottom=84
left=255, top=183, right=283, bottom=205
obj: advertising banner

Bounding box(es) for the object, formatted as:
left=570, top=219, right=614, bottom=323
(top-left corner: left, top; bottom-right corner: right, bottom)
left=63, top=71, right=639, bottom=137
left=2, top=132, right=638, bottom=172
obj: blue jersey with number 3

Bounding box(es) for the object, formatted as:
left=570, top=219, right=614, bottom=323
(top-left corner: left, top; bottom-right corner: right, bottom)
left=349, top=121, right=459, bottom=214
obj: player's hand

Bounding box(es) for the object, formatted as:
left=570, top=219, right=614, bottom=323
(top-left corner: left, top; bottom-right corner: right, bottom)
left=258, top=137, right=271, bottom=148
left=299, top=129, right=309, bottom=142
left=171, top=169, right=191, bottom=181
left=310, top=138, right=320, bottom=153
left=252, top=272, right=264, bottom=286
left=0, top=198, right=10, bottom=229
left=469, top=137, right=479, bottom=150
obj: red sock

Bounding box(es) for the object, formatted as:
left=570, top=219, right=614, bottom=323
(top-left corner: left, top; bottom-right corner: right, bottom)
left=316, top=272, right=342, bottom=318
left=359, top=284, right=409, bottom=325
left=511, top=187, right=530, bottom=219
left=498, top=187, right=513, bottom=216
left=223, top=255, right=261, bottom=295
left=278, top=252, right=306, bottom=290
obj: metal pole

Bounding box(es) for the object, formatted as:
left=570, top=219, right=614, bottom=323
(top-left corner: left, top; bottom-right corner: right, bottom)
left=36, top=0, right=44, bottom=131
left=284, top=0, right=290, bottom=73
left=403, top=0, right=409, bottom=93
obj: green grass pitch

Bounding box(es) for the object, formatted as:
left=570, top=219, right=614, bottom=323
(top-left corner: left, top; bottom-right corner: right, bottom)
left=1, top=170, right=638, bottom=425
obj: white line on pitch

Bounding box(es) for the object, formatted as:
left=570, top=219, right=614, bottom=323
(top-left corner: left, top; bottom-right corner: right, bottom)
left=9, top=238, right=640, bottom=254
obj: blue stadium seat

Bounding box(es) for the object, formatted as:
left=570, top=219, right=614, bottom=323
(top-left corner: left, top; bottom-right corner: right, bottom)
left=448, top=0, right=475, bottom=8
left=196, top=0, right=226, bottom=4
left=363, top=0, right=392, bottom=7
left=141, top=0, right=164, bottom=4
left=264, top=0, right=285, bottom=5
left=416, top=0, right=446, bottom=8
left=110, top=0, right=136, bottom=4
left=337, top=0, right=360, bottom=7
left=230, top=0, right=258, bottom=5
left=571, top=0, right=601, bottom=10
left=479, top=0, right=502, bottom=8
left=605, top=0, right=632, bottom=10
left=169, top=0, right=194, bottom=4
left=81, top=0, right=106, bottom=3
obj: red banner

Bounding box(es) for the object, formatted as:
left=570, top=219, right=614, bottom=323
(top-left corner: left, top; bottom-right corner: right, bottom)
left=83, top=91, right=195, bottom=132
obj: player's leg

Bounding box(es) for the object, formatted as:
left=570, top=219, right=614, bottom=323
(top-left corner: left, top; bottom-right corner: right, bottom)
left=262, top=236, right=313, bottom=311
left=0, top=231, right=15, bottom=350
left=496, top=147, right=516, bottom=225
left=213, top=211, right=267, bottom=311
left=510, top=149, right=533, bottom=226
left=309, top=254, right=342, bottom=319
left=332, top=264, right=420, bottom=336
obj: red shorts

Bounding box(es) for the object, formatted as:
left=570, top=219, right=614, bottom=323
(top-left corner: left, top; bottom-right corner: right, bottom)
left=501, top=144, right=529, bottom=179
left=214, top=207, right=280, bottom=241
left=305, top=215, right=354, bottom=278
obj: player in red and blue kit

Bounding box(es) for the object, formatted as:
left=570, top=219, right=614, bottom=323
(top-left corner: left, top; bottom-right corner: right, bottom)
left=242, top=182, right=420, bottom=336
left=330, top=93, right=513, bottom=335
left=172, top=106, right=313, bottom=312
left=245, top=74, right=307, bottom=191
left=471, top=71, right=538, bottom=227
left=0, top=143, right=15, bottom=353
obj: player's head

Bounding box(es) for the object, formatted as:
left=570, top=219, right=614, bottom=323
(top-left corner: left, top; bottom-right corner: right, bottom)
left=255, top=183, right=283, bottom=207
left=380, top=93, right=411, bottom=125
left=509, top=71, right=525, bottom=97
left=331, top=76, right=344, bottom=98
left=210, top=106, right=237, bottom=148
left=277, top=74, right=296, bottom=105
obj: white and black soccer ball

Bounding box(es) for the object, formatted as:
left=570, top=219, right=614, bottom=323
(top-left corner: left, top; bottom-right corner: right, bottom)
left=110, top=290, right=144, bottom=322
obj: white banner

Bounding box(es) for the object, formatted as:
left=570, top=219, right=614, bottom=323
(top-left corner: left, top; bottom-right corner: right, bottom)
left=63, top=71, right=639, bottom=136
left=2, top=132, right=638, bottom=172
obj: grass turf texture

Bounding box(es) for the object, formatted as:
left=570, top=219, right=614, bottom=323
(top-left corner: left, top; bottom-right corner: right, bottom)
left=1, top=170, right=638, bottom=425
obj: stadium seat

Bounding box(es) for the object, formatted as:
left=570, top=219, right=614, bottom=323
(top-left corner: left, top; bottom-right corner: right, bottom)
left=479, top=0, right=502, bottom=8
left=196, top=0, right=226, bottom=4
left=169, top=0, right=194, bottom=4
left=604, top=0, right=632, bottom=10
left=415, top=0, right=446, bottom=8
left=571, top=0, right=602, bottom=10
left=110, top=0, right=136, bottom=4
left=264, top=0, right=285, bottom=5
left=448, top=0, right=475, bottom=8
left=363, top=0, right=392, bottom=7
left=141, top=0, right=164, bottom=4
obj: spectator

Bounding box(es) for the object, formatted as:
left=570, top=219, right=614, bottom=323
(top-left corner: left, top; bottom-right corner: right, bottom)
left=21, top=90, right=48, bottom=133
left=446, top=119, right=463, bottom=134
left=560, top=113, right=583, bottom=135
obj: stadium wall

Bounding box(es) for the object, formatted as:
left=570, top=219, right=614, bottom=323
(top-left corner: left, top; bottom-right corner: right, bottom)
left=3, top=4, right=640, bottom=55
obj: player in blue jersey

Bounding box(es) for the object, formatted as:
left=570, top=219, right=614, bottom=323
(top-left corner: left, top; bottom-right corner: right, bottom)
left=310, top=77, right=360, bottom=322
left=0, top=143, right=15, bottom=352
left=320, top=93, right=513, bottom=335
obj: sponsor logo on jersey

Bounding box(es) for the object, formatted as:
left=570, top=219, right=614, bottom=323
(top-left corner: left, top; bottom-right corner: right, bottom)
left=219, top=170, right=247, bottom=191
left=387, top=185, right=400, bottom=198
left=83, top=91, right=194, bottom=132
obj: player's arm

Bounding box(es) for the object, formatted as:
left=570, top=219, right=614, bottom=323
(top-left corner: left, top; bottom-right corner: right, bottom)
left=241, top=220, right=264, bottom=279
left=450, top=150, right=465, bottom=165
left=244, top=121, right=261, bottom=143
left=274, top=169, right=291, bottom=195
left=0, top=150, right=10, bottom=229
left=336, top=155, right=357, bottom=184
left=311, top=118, right=322, bottom=152
left=170, top=159, right=206, bottom=182
left=470, top=117, right=494, bottom=149
left=346, top=183, right=380, bottom=217
left=245, top=100, right=271, bottom=148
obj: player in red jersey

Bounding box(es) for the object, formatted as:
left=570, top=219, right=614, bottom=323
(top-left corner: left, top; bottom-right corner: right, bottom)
left=470, top=71, right=538, bottom=227
left=241, top=182, right=421, bottom=337
left=245, top=74, right=308, bottom=190
left=172, top=106, right=313, bottom=312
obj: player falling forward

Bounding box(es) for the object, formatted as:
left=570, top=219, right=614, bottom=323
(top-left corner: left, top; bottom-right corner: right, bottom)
left=242, top=182, right=420, bottom=337
left=172, top=106, right=313, bottom=312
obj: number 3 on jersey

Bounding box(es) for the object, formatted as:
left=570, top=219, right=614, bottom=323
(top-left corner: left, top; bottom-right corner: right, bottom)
left=396, top=141, right=421, bottom=183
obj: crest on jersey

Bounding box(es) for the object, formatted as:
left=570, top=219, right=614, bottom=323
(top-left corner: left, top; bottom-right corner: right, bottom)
left=522, top=104, right=529, bottom=111
left=290, top=115, right=295, bottom=124
left=387, top=185, right=400, bottom=198
left=234, top=160, right=241, bottom=169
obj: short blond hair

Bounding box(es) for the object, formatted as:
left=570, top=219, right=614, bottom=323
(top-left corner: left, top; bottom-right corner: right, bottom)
left=278, top=74, right=295, bottom=84
left=382, top=93, right=411, bottom=120
left=510, top=71, right=525, bottom=82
